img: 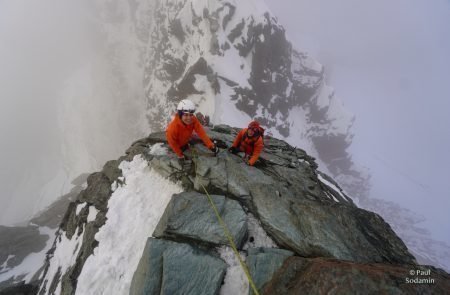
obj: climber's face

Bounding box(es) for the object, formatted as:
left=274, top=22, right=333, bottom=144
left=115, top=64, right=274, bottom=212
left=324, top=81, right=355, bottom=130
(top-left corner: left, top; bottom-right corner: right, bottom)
left=181, top=112, right=194, bottom=125
left=247, top=128, right=255, bottom=137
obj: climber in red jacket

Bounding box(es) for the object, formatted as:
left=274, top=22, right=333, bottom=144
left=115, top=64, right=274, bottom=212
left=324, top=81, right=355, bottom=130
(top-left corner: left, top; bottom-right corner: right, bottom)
left=228, top=121, right=264, bottom=166
left=166, top=99, right=218, bottom=167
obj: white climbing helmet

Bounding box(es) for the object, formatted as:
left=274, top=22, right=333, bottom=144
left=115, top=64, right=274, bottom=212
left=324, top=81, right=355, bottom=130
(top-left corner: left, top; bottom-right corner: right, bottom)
left=177, top=99, right=196, bottom=113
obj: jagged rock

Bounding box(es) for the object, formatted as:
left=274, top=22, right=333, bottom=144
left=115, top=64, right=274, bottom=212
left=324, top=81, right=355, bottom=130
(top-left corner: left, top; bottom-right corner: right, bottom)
left=130, top=238, right=226, bottom=295
left=247, top=248, right=294, bottom=295
left=38, top=159, right=123, bottom=294
left=251, top=184, right=416, bottom=264
left=193, top=150, right=273, bottom=198
left=125, top=137, right=153, bottom=162
left=153, top=191, right=247, bottom=248
left=78, top=172, right=112, bottom=211
left=0, top=282, right=38, bottom=295
left=42, top=203, right=107, bottom=295
left=101, top=160, right=122, bottom=184
left=146, top=131, right=167, bottom=144
left=262, top=256, right=450, bottom=295
left=147, top=125, right=416, bottom=264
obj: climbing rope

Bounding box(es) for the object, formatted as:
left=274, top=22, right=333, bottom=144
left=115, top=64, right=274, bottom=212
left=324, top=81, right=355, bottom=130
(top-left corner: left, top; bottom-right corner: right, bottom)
left=191, top=147, right=260, bottom=295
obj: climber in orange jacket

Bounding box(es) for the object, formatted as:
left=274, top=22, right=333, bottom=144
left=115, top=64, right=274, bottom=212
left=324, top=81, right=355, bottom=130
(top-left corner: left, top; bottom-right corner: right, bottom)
left=228, top=121, right=264, bottom=166
left=166, top=99, right=218, bottom=162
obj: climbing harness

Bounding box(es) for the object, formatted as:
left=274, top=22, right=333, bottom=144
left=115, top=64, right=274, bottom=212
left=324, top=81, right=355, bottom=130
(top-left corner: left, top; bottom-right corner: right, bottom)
left=191, top=147, right=260, bottom=295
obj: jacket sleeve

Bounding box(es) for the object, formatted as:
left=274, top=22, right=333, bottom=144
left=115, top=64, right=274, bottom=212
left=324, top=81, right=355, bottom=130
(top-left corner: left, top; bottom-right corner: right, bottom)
left=194, top=119, right=214, bottom=149
left=232, top=129, right=245, bottom=148
left=166, top=124, right=184, bottom=157
left=248, top=136, right=264, bottom=166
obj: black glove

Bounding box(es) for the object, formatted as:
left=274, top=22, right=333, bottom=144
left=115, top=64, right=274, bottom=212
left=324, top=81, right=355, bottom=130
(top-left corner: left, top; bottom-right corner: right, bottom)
left=178, top=157, right=192, bottom=170
left=228, top=146, right=239, bottom=154
left=210, top=145, right=219, bottom=156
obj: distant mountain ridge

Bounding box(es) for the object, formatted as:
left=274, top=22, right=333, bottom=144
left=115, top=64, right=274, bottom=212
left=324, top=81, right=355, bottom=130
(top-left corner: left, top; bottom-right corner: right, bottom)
left=105, top=0, right=368, bottom=196
left=1, top=0, right=450, bottom=293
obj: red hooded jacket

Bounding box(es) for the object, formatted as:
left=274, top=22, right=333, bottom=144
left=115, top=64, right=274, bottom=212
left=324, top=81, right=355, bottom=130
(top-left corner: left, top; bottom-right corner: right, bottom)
left=231, top=128, right=264, bottom=166
left=166, top=115, right=214, bottom=157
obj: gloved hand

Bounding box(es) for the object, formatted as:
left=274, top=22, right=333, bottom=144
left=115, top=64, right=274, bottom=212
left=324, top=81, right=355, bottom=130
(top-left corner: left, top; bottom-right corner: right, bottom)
left=210, top=145, right=219, bottom=156
left=178, top=156, right=192, bottom=170
left=228, top=146, right=239, bottom=154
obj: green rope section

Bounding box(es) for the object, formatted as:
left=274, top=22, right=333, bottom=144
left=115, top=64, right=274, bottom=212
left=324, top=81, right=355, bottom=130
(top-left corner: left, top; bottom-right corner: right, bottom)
left=191, top=147, right=260, bottom=295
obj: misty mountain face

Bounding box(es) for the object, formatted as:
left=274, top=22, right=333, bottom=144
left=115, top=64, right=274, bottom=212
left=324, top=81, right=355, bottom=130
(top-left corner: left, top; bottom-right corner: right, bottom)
left=360, top=197, right=450, bottom=272
left=99, top=0, right=369, bottom=199
left=6, top=0, right=450, bottom=292
left=34, top=126, right=449, bottom=295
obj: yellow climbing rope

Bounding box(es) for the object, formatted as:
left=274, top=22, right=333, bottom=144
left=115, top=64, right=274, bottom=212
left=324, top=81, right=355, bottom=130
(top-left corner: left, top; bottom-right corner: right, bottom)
left=191, top=147, right=260, bottom=295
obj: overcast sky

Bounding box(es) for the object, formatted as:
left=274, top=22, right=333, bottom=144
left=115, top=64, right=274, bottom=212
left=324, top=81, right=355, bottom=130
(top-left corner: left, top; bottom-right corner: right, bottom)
left=264, top=0, right=450, bottom=243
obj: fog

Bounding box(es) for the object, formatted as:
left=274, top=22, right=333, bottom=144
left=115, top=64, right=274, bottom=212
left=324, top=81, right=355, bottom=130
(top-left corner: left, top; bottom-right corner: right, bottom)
left=1, top=0, right=448, bottom=248
left=265, top=0, right=450, bottom=243
left=0, top=0, right=147, bottom=224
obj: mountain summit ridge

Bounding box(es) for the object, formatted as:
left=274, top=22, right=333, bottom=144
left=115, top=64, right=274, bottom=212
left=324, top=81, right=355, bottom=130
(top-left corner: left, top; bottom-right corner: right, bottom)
left=32, top=125, right=449, bottom=294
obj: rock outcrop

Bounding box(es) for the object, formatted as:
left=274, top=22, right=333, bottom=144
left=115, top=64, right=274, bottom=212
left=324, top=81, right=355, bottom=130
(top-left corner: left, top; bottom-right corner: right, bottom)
left=130, top=238, right=226, bottom=295
left=33, top=125, right=449, bottom=294
left=154, top=192, right=248, bottom=248
left=148, top=125, right=416, bottom=264
left=263, top=257, right=450, bottom=295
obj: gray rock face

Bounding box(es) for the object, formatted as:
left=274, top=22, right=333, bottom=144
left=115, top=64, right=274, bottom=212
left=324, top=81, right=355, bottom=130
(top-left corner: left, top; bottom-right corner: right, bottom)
left=251, top=186, right=415, bottom=263
left=247, top=248, right=294, bottom=295
left=130, top=238, right=226, bottom=295
left=147, top=125, right=416, bottom=265
left=37, top=125, right=442, bottom=294
left=154, top=191, right=248, bottom=248
left=263, top=256, right=450, bottom=295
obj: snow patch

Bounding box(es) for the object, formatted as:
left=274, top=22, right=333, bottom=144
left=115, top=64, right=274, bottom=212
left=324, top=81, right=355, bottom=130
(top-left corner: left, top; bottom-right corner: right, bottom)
left=318, top=173, right=349, bottom=204
left=244, top=213, right=277, bottom=249
left=219, top=212, right=276, bottom=295
left=218, top=246, right=248, bottom=295
left=215, top=80, right=252, bottom=126
left=75, top=155, right=183, bottom=295
left=148, top=143, right=167, bottom=156
left=87, top=206, right=98, bottom=223
left=0, top=255, right=15, bottom=271
left=39, top=226, right=82, bottom=294
left=75, top=203, right=85, bottom=216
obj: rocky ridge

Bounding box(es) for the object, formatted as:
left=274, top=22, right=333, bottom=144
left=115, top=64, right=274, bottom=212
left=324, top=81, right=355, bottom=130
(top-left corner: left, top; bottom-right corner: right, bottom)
left=32, top=125, right=449, bottom=294
left=0, top=175, right=88, bottom=292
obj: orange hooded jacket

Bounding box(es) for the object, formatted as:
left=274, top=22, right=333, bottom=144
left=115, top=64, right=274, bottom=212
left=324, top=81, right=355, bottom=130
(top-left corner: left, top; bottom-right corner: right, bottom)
left=231, top=128, right=264, bottom=166
left=166, top=114, right=214, bottom=157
